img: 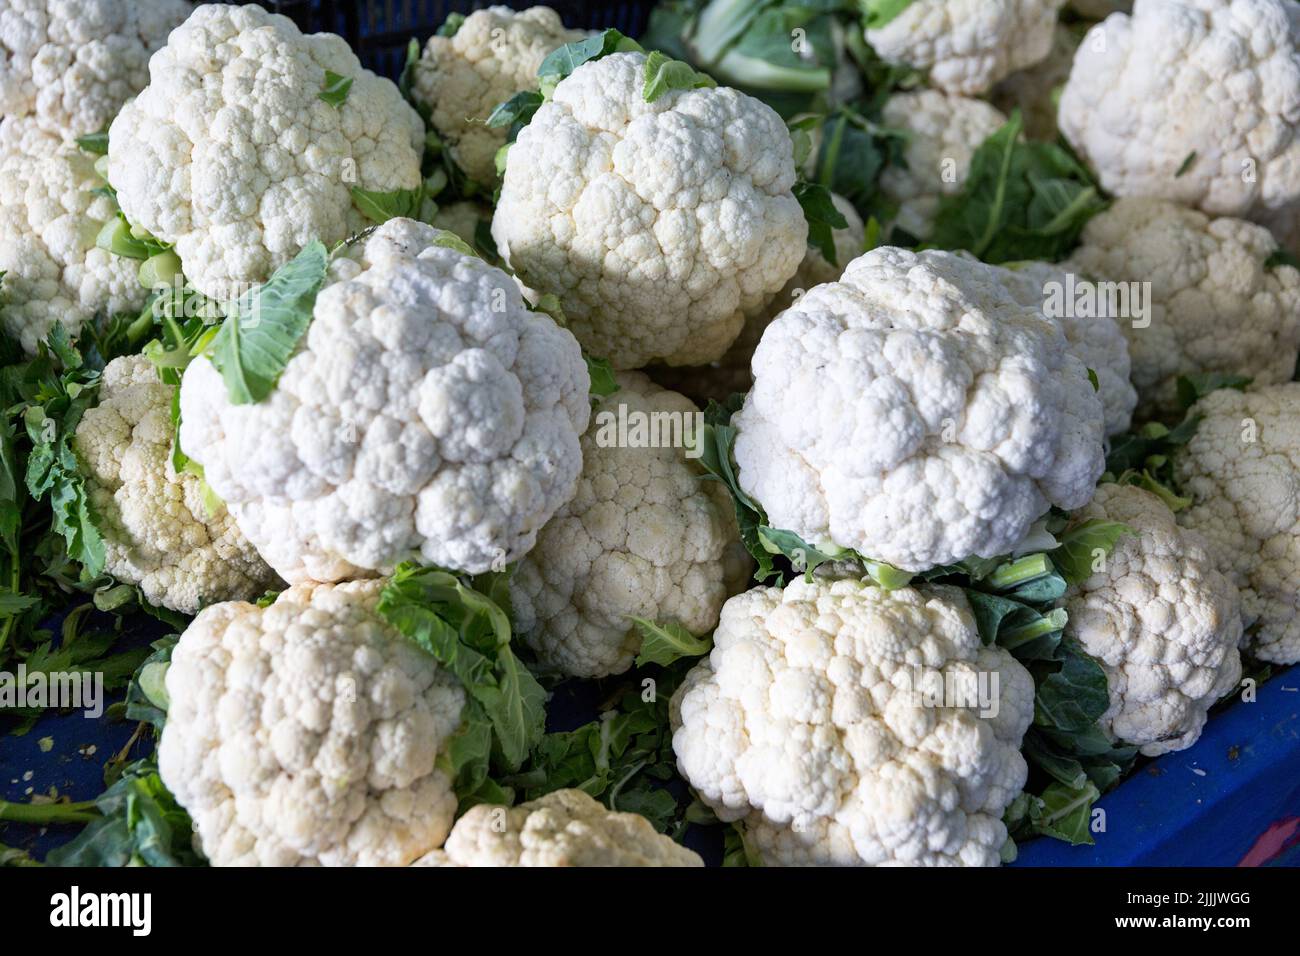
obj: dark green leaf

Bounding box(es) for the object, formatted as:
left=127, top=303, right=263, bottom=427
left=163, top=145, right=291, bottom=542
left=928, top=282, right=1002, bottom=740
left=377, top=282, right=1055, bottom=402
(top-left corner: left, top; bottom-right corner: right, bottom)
left=929, top=112, right=1106, bottom=263
left=1175, top=372, right=1252, bottom=410
left=1175, top=151, right=1197, bottom=178
left=794, top=180, right=850, bottom=266
left=485, top=89, right=545, bottom=130
left=1265, top=248, right=1300, bottom=271
left=1034, top=640, right=1110, bottom=732
left=45, top=760, right=203, bottom=867
left=0, top=589, right=38, bottom=618
left=584, top=355, right=619, bottom=398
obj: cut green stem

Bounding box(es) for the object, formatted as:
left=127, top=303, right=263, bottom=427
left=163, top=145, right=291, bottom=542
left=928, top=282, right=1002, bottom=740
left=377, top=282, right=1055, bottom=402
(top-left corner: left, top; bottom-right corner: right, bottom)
left=1000, top=608, right=1068, bottom=649
left=0, top=799, right=99, bottom=825
left=987, top=553, right=1052, bottom=590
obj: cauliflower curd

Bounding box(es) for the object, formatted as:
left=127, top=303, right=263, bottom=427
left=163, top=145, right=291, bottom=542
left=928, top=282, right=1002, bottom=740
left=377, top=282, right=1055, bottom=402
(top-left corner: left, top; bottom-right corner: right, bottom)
left=733, top=247, right=1106, bottom=573
left=415, top=789, right=704, bottom=867
left=411, top=5, right=588, bottom=186
left=0, top=132, right=145, bottom=353
left=1065, top=198, right=1300, bottom=419
left=74, top=356, right=280, bottom=614
left=107, top=3, right=425, bottom=300
left=492, top=51, right=807, bottom=370
left=997, top=260, right=1138, bottom=436
left=1059, top=0, right=1300, bottom=227
left=511, top=372, right=749, bottom=678
left=878, top=90, right=1008, bottom=240
left=1062, top=484, right=1242, bottom=756
left=179, top=218, right=591, bottom=583
left=649, top=192, right=864, bottom=404
left=158, top=580, right=466, bottom=866
left=671, top=578, right=1035, bottom=866
left=0, top=0, right=190, bottom=140
left=866, top=0, right=1066, bottom=95
left=1177, top=384, right=1300, bottom=664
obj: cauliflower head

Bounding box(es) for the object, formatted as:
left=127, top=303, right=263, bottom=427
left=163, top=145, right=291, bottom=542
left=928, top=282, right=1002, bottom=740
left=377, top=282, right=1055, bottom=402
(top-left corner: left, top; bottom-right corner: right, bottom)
left=73, top=356, right=281, bottom=614
left=179, top=218, right=591, bottom=584
left=1065, top=198, right=1300, bottom=419
left=670, top=578, right=1035, bottom=866
left=511, top=372, right=748, bottom=678
left=1059, top=0, right=1300, bottom=224
left=0, top=133, right=145, bottom=353
left=1063, top=484, right=1242, bottom=756
left=878, top=90, right=1008, bottom=240
left=0, top=0, right=190, bottom=140
left=106, top=3, right=424, bottom=300
left=158, top=580, right=466, bottom=866
left=1176, top=383, right=1300, bottom=664
left=414, top=789, right=704, bottom=867
left=997, top=260, right=1138, bottom=436
left=647, top=193, right=864, bottom=405
left=865, top=0, right=1066, bottom=95
left=733, top=247, right=1107, bottom=573
left=411, top=6, right=588, bottom=186
left=492, top=51, right=807, bottom=370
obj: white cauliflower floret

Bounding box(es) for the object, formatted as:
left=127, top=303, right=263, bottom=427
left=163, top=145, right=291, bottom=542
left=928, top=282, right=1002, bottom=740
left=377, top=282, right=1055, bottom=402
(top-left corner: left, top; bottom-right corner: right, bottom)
left=648, top=193, right=864, bottom=404
left=1065, top=198, right=1300, bottom=419
left=72, top=356, right=281, bottom=614
left=866, top=0, right=1067, bottom=95
left=179, top=218, right=591, bottom=584
left=1059, top=0, right=1300, bottom=226
left=733, top=247, right=1106, bottom=573
left=492, top=51, right=807, bottom=370
left=0, top=113, right=56, bottom=154
left=1062, top=484, right=1242, bottom=756
left=670, top=578, right=1035, bottom=866
left=878, top=90, right=1007, bottom=240
left=997, top=260, right=1138, bottom=436
left=511, top=372, right=748, bottom=678
left=1176, top=384, right=1300, bottom=664
left=0, top=134, right=145, bottom=353
left=158, top=580, right=466, bottom=866
left=411, top=6, right=588, bottom=186
left=106, top=3, right=424, bottom=300
left=992, top=24, right=1079, bottom=141
left=0, top=0, right=190, bottom=140
left=414, top=789, right=704, bottom=867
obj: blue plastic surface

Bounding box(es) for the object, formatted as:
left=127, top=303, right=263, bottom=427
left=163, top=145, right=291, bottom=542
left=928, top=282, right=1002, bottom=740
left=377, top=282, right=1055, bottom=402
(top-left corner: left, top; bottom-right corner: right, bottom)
left=1015, top=667, right=1300, bottom=866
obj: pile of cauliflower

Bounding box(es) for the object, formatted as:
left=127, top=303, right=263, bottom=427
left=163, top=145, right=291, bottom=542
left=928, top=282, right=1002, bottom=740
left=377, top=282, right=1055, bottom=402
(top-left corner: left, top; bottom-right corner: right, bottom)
left=5, top=0, right=1299, bottom=871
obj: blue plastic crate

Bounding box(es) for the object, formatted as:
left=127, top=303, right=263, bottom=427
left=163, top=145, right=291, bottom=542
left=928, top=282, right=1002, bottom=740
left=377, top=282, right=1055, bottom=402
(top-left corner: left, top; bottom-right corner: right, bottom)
left=306, top=1, right=654, bottom=79
left=1015, top=669, right=1300, bottom=866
